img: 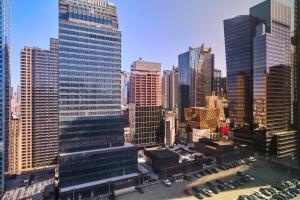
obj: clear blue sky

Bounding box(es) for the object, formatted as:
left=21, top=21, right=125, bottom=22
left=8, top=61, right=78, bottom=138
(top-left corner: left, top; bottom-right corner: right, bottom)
left=11, top=0, right=294, bottom=88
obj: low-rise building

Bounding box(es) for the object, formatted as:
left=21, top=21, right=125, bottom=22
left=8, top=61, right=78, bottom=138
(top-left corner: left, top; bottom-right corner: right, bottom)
left=144, top=148, right=203, bottom=179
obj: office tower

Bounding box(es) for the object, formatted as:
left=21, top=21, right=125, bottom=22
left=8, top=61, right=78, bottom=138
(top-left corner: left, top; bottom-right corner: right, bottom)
left=58, top=0, right=138, bottom=199
left=224, top=15, right=256, bottom=128
left=20, top=38, right=59, bottom=171
left=251, top=0, right=295, bottom=157
left=8, top=113, right=20, bottom=175
left=129, top=59, right=163, bottom=147
left=221, top=77, right=227, bottom=97
left=178, top=45, right=214, bottom=122
left=162, top=70, right=171, bottom=110
left=162, top=67, right=179, bottom=111
left=0, top=0, right=10, bottom=192
left=213, top=68, right=222, bottom=96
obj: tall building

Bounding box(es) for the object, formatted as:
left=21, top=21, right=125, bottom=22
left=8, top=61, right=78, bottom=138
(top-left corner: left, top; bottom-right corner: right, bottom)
left=58, top=0, right=138, bottom=199
left=20, top=38, right=59, bottom=172
left=8, top=113, right=20, bottom=175
left=162, top=70, right=171, bottom=110
left=178, top=45, right=214, bottom=122
left=213, top=68, right=227, bottom=97
left=224, top=15, right=256, bottom=128
left=251, top=0, right=295, bottom=156
left=129, top=59, right=163, bottom=147
left=0, top=0, right=10, bottom=192
left=162, top=67, right=178, bottom=111
left=129, top=59, right=161, bottom=106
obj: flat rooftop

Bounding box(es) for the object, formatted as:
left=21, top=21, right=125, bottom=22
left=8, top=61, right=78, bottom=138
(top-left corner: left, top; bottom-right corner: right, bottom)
left=144, top=148, right=178, bottom=159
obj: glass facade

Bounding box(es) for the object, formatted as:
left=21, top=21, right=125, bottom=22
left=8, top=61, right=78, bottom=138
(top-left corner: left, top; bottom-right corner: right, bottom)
left=178, top=45, right=214, bottom=122
left=129, top=105, right=163, bottom=147
left=251, top=0, right=292, bottom=132
left=58, top=0, right=138, bottom=199
left=0, top=0, right=10, bottom=192
left=224, top=15, right=256, bottom=128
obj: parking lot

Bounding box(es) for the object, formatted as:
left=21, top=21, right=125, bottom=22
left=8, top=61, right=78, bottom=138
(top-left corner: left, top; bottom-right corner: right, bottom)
left=117, top=158, right=299, bottom=200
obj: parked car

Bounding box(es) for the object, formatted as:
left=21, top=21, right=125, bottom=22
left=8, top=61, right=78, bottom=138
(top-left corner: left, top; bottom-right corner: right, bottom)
left=201, top=189, right=213, bottom=197
left=248, top=156, right=256, bottom=162
left=162, top=179, right=172, bottom=187
left=184, top=175, right=193, bottom=181
left=194, top=193, right=205, bottom=199
left=192, top=186, right=201, bottom=193
left=136, top=187, right=144, bottom=193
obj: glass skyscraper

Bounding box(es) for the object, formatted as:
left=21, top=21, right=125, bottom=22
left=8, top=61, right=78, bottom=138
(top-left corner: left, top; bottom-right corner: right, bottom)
left=178, top=45, right=214, bottom=122
left=58, top=0, right=138, bottom=199
left=224, top=15, right=256, bottom=129
left=0, top=0, right=10, bottom=192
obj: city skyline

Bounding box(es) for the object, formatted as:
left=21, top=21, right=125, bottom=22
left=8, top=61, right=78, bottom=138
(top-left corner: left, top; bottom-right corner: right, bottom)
left=10, top=0, right=294, bottom=88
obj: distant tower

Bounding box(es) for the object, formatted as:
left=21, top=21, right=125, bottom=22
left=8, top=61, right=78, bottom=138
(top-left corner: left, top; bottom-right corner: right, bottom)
left=178, top=45, right=214, bottom=122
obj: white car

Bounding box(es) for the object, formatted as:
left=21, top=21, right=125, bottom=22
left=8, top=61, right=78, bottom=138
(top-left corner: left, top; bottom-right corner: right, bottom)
left=248, top=157, right=256, bottom=162
left=162, top=179, right=172, bottom=187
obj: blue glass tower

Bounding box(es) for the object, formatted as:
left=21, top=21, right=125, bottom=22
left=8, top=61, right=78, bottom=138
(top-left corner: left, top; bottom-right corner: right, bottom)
left=178, top=45, right=214, bottom=122
left=224, top=15, right=256, bottom=129
left=58, top=0, right=138, bottom=199
left=0, top=0, right=10, bottom=192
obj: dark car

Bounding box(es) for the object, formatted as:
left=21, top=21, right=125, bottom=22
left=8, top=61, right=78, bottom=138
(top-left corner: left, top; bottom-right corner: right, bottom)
left=205, top=169, right=212, bottom=174
left=194, top=193, right=205, bottom=199
left=136, top=187, right=144, bottom=193
left=210, top=186, right=220, bottom=194
left=217, top=184, right=227, bottom=191
left=205, top=182, right=214, bottom=188
left=192, top=186, right=201, bottom=193
left=184, top=175, right=193, bottom=181
left=199, top=170, right=206, bottom=176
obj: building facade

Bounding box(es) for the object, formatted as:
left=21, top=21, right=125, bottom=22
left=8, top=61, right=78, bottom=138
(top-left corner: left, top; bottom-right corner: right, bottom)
left=251, top=0, right=296, bottom=156
left=162, top=67, right=178, bottom=111
left=8, top=113, right=20, bottom=175
left=129, top=59, right=163, bottom=147
left=224, top=15, right=256, bottom=129
left=0, top=0, right=10, bottom=192
left=178, top=45, right=214, bottom=122
left=20, top=39, right=59, bottom=172
left=163, top=111, right=177, bottom=147
left=58, top=0, right=138, bottom=199
left=129, top=59, right=161, bottom=106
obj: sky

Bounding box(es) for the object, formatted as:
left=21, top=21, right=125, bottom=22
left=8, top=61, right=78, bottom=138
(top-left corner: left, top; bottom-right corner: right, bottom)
left=11, top=0, right=294, bottom=88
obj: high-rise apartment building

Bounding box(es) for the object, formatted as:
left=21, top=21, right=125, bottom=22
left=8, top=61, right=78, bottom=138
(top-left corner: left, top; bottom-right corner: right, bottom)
left=129, top=59, right=161, bottom=106
left=178, top=45, right=214, bottom=122
left=20, top=38, right=59, bottom=171
left=8, top=113, right=20, bottom=175
left=162, top=67, right=178, bottom=111
left=224, top=15, right=256, bottom=128
left=0, top=0, right=10, bottom=192
left=58, top=0, right=138, bottom=199
left=129, top=59, right=163, bottom=147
